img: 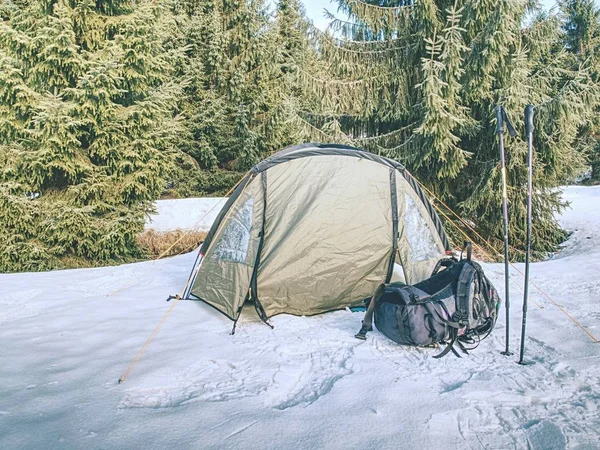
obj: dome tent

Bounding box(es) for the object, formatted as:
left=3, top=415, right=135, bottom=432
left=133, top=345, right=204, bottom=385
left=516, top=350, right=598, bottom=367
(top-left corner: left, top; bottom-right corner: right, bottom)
left=187, top=143, right=450, bottom=322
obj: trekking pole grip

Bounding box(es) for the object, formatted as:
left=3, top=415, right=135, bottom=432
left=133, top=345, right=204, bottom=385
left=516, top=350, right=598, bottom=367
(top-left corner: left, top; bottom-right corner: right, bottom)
left=524, top=105, right=534, bottom=134
left=495, top=105, right=504, bottom=134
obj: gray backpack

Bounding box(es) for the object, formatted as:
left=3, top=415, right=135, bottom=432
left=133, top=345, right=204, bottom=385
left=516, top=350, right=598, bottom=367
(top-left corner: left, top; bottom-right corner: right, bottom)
left=355, top=255, right=500, bottom=358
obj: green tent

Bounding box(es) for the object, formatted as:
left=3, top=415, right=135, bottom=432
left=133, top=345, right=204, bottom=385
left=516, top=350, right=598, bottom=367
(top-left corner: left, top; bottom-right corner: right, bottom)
left=187, top=144, right=450, bottom=322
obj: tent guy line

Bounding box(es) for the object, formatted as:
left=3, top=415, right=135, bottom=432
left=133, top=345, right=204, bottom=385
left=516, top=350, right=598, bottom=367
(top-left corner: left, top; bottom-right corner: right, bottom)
left=119, top=143, right=451, bottom=382
left=117, top=142, right=598, bottom=384
left=412, top=171, right=599, bottom=343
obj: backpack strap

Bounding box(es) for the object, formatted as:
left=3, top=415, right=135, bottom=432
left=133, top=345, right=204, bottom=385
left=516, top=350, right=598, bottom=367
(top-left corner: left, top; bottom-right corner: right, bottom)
left=455, top=261, right=477, bottom=327
left=433, top=328, right=462, bottom=358
left=431, top=257, right=458, bottom=276
left=459, top=241, right=472, bottom=262
left=421, top=302, right=443, bottom=341
left=355, top=283, right=385, bottom=340
left=433, top=260, right=475, bottom=358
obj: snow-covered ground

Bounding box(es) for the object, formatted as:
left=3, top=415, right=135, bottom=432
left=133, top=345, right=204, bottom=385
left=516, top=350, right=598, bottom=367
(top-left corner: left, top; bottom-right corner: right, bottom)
left=145, top=197, right=227, bottom=232
left=1, top=187, right=599, bottom=450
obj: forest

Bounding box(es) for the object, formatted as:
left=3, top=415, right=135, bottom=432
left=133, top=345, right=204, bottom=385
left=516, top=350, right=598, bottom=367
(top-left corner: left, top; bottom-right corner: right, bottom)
left=1, top=0, right=600, bottom=272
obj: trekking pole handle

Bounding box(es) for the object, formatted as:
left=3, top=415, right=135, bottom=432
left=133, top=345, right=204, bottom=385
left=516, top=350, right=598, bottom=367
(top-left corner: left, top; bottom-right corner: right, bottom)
left=524, top=105, right=534, bottom=134
left=495, top=105, right=504, bottom=134
left=496, top=105, right=517, bottom=137
left=504, top=111, right=517, bottom=138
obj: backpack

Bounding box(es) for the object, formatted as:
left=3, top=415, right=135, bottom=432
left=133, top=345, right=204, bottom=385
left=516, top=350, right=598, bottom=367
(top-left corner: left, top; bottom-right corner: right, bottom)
left=355, top=250, right=501, bottom=358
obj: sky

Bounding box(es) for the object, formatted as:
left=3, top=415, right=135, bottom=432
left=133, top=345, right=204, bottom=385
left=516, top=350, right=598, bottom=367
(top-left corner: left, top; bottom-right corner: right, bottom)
left=301, top=0, right=340, bottom=30
left=300, top=0, right=561, bottom=30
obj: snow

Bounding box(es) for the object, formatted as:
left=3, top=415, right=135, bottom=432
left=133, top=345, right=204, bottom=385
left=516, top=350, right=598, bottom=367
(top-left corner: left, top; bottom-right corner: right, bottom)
left=145, top=197, right=227, bottom=232
left=1, top=186, right=600, bottom=449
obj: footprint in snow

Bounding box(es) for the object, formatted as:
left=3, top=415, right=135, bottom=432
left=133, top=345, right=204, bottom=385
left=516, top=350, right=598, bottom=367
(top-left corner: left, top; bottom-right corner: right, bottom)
left=119, top=322, right=360, bottom=410
left=526, top=420, right=567, bottom=450
left=265, top=343, right=355, bottom=410
left=119, top=359, right=273, bottom=409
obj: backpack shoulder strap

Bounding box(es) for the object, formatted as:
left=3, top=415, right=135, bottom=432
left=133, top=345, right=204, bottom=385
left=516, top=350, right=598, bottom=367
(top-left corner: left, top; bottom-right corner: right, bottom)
left=433, top=328, right=462, bottom=359
left=460, top=241, right=472, bottom=262
left=455, top=261, right=476, bottom=326
left=431, top=256, right=458, bottom=276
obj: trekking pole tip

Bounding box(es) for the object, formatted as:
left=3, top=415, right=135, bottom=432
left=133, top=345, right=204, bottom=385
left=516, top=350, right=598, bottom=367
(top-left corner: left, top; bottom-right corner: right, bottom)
left=517, top=359, right=534, bottom=366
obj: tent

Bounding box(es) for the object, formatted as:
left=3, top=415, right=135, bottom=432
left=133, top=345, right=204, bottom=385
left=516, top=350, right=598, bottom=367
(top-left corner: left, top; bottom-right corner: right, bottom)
left=186, top=143, right=450, bottom=323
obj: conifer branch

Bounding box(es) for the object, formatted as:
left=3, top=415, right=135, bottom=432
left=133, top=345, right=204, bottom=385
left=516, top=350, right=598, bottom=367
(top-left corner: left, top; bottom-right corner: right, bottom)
left=345, top=0, right=415, bottom=11
left=354, top=121, right=417, bottom=142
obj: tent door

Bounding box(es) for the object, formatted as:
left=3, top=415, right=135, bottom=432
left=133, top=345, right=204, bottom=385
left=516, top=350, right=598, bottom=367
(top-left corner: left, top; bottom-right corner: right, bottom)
left=249, top=172, right=270, bottom=323
left=189, top=172, right=265, bottom=320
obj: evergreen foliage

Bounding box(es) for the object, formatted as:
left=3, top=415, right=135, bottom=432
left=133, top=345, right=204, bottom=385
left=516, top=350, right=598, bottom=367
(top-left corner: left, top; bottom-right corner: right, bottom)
left=561, top=0, right=600, bottom=54
left=296, top=0, right=600, bottom=257
left=0, top=0, right=184, bottom=271
left=2, top=0, right=600, bottom=272
left=165, top=0, right=319, bottom=197
left=560, top=0, right=600, bottom=182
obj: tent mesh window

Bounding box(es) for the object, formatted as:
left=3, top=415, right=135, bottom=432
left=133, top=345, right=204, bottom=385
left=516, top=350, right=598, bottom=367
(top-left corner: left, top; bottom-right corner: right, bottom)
left=190, top=144, right=451, bottom=321
left=404, top=193, right=440, bottom=262
left=211, top=197, right=254, bottom=264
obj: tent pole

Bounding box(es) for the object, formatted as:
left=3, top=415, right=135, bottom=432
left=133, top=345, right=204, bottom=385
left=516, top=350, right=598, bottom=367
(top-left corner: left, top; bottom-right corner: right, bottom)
left=496, top=106, right=514, bottom=356
left=519, top=105, right=535, bottom=365
left=182, top=248, right=204, bottom=300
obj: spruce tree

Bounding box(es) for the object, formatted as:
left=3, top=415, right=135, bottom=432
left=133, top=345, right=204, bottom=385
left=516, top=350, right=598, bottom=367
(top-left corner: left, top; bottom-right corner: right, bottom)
left=168, top=0, right=320, bottom=197
left=0, top=0, right=184, bottom=271
left=297, top=0, right=600, bottom=257
left=560, top=0, right=600, bottom=182
left=561, top=0, right=600, bottom=54
left=169, top=0, right=275, bottom=196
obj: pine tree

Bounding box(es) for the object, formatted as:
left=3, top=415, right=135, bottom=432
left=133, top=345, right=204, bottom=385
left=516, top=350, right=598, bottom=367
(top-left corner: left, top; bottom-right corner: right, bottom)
left=560, top=0, right=600, bottom=182
left=296, top=0, right=600, bottom=257
left=273, top=0, right=338, bottom=145
left=168, top=0, right=319, bottom=197
left=561, top=0, right=600, bottom=54
left=0, top=0, right=185, bottom=271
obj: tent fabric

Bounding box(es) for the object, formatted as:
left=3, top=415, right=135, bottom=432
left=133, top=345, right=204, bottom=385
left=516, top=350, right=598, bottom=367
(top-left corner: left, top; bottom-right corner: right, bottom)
left=190, top=143, right=450, bottom=321
left=256, top=155, right=394, bottom=317
left=191, top=173, right=264, bottom=319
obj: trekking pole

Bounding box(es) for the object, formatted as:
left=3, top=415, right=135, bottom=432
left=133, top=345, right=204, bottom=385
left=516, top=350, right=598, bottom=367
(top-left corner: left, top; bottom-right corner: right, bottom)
left=496, top=105, right=517, bottom=356
left=519, top=105, right=534, bottom=365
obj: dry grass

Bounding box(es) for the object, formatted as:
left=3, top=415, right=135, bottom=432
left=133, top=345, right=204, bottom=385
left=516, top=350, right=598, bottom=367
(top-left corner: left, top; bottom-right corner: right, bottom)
left=137, top=229, right=207, bottom=258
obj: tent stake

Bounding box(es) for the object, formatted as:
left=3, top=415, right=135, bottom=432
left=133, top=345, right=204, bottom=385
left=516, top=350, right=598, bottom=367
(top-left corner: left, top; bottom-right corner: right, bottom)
left=496, top=105, right=516, bottom=356
left=519, top=105, right=535, bottom=365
